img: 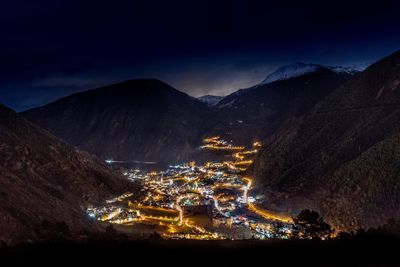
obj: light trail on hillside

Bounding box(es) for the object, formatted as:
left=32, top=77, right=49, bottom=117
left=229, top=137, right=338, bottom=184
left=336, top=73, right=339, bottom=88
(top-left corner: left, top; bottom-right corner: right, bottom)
left=105, top=159, right=158, bottom=164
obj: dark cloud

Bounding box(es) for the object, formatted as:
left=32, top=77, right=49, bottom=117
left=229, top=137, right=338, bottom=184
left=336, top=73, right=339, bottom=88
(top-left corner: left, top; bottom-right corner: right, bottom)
left=0, top=0, right=400, bottom=111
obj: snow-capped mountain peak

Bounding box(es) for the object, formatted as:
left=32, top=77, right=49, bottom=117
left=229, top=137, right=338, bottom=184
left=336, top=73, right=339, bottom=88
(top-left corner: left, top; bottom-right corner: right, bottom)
left=260, top=63, right=324, bottom=85
left=198, top=95, right=223, bottom=106
left=328, top=63, right=370, bottom=74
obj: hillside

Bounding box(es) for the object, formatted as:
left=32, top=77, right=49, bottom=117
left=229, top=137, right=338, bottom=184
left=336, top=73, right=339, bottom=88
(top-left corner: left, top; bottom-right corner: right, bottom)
left=253, top=50, right=400, bottom=230
left=23, top=79, right=208, bottom=164
left=206, top=67, right=350, bottom=145
left=0, top=104, right=132, bottom=244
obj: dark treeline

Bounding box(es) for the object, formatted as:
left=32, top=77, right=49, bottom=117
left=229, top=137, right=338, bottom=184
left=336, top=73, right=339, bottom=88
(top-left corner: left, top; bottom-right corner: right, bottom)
left=1, top=210, right=399, bottom=266
left=291, top=209, right=400, bottom=241
left=1, top=214, right=400, bottom=267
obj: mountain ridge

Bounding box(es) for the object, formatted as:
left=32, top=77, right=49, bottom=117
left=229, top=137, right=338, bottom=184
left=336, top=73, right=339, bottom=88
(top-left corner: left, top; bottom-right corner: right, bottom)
left=252, top=49, right=400, bottom=230
left=208, top=69, right=350, bottom=145
left=23, top=79, right=208, bottom=164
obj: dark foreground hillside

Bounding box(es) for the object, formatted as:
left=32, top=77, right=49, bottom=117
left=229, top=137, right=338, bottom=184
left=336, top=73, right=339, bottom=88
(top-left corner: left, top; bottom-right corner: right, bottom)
left=0, top=104, right=133, bottom=244
left=1, top=237, right=399, bottom=267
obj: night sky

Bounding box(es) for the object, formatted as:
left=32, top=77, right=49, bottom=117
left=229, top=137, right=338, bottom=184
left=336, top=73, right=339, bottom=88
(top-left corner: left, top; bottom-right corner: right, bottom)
left=1, top=0, right=400, bottom=111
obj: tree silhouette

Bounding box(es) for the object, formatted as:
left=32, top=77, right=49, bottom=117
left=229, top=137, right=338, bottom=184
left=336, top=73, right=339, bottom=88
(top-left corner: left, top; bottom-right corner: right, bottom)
left=293, top=209, right=333, bottom=240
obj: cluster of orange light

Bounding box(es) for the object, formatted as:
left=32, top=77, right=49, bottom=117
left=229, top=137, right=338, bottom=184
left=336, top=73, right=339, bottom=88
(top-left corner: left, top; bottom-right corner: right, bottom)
left=201, top=136, right=246, bottom=151
left=98, top=137, right=296, bottom=239
left=248, top=203, right=293, bottom=223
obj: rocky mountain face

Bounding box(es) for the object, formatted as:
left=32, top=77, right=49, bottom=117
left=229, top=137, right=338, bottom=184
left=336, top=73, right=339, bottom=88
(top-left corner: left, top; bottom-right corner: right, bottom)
left=23, top=79, right=208, bottom=165
left=253, top=50, right=400, bottom=230
left=0, top=104, right=132, bottom=244
left=207, top=67, right=350, bottom=145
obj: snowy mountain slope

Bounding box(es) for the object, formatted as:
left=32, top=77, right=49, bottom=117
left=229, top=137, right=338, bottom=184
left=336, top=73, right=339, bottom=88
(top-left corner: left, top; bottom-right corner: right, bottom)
left=260, top=63, right=326, bottom=85
left=328, top=63, right=370, bottom=74
left=198, top=95, right=223, bottom=106
left=259, top=62, right=367, bottom=86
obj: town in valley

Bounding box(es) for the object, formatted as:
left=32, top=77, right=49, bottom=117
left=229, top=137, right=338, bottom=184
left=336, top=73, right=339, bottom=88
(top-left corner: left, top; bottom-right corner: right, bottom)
left=87, top=136, right=293, bottom=240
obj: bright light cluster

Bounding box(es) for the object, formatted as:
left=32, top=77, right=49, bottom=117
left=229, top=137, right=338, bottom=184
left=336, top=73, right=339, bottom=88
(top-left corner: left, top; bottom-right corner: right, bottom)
left=87, top=137, right=293, bottom=240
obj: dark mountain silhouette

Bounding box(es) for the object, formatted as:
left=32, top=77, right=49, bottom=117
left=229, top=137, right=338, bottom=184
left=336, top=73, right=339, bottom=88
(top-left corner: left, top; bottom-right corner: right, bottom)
left=206, top=66, right=350, bottom=144
left=253, top=50, right=400, bottom=230
left=23, top=79, right=208, bottom=164
left=0, top=104, right=132, bottom=244
left=23, top=73, right=349, bottom=164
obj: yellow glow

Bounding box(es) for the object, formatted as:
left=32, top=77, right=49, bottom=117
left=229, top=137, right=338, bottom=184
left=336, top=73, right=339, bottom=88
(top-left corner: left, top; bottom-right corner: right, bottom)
left=248, top=203, right=293, bottom=223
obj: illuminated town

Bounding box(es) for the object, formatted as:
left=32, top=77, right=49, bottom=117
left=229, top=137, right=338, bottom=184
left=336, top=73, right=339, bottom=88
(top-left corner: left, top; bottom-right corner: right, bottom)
left=87, top=136, right=293, bottom=240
